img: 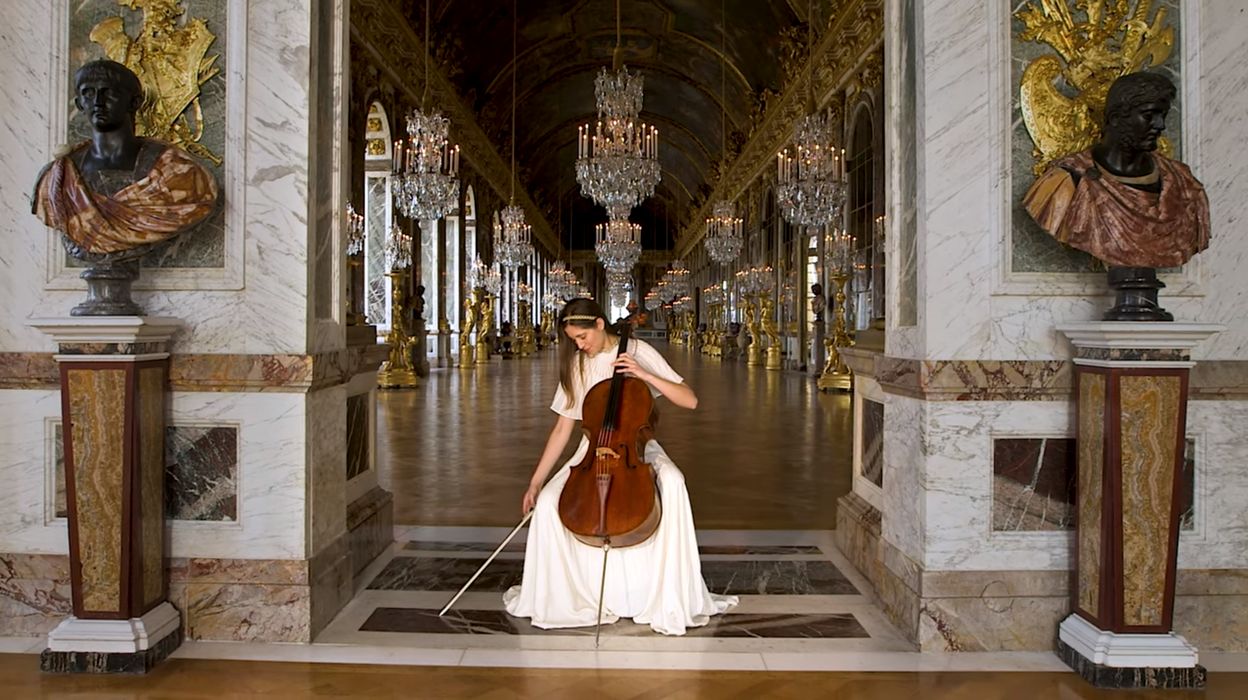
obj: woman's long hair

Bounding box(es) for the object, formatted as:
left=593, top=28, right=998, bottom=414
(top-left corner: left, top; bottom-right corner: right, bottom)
left=557, top=298, right=618, bottom=408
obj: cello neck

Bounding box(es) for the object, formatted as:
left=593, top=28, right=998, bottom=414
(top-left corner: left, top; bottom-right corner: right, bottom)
left=603, top=323, right=632, bottom=430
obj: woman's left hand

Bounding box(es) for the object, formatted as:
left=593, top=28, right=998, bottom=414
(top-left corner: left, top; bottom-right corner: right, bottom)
left=614, top=353, right=652, bottom=383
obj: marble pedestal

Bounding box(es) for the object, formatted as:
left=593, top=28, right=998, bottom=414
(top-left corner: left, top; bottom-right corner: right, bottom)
left=1056, top=322, right=1223, bottom=689
left=28, top=317, right=183, bottom=674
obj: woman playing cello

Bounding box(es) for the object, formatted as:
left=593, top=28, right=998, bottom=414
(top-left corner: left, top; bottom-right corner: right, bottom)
left=503, top=298, right=737, bottom=635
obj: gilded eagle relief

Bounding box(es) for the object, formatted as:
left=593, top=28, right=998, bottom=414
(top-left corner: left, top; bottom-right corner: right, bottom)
left=88, top=0, right=223, bottom=165
left=1015, top=0, right=1175, bottom=176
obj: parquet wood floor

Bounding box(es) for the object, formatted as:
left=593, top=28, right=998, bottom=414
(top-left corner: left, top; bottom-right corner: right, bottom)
left=5, top=656, right=1244, bottom=699
left=378, top=345, right=852, bottom=529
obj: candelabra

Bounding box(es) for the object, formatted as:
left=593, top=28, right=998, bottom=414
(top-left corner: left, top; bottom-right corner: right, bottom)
left=345, top=204, right=366, bottom=325
left=475, top=282, right=496, bottom=367
left=458, top=288, right=476, bottom=368
left=819, top=230, right=855, bottom=392
left=762, top=295, right=782, bottom=371
left=378, top=225, right=417, bottom=388
left=516, top=282, right=536, bottom=356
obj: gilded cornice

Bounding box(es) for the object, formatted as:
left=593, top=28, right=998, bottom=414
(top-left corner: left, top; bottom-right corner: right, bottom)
left=676, top=0, right=883, bottom=258
left=349, top=0, right=557, bottom=257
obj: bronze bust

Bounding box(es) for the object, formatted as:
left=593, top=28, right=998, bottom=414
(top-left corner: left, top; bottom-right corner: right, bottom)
left=1024, top=72, right=1210, bottom=321
left=32, top=60, right=219, bottom=316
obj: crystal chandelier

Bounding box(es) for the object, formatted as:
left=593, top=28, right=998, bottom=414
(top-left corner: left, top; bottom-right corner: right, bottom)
left=493, top=3, right=535, bottom=273
left=606, top=269, right=632, bottom=309
left=384, top=224, right=412, bottom=271
left=704, top=6, right=743, bottom=266
left=392, top=0, right=460, bottom=222
left=494, top=204, right=534, bottom=271
left=595, top=217, right=642, bottom=273
left=574, top=0, right=660, bottom=216
left=705, top=200, right=743, bottom=264
left=776, top=111, right=846, bottom=228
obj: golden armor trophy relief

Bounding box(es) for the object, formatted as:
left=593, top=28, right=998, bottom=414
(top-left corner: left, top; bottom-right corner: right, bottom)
left=1015, top=1, right=1217, bottom=689
left=27, top=0, right=224, bottom=673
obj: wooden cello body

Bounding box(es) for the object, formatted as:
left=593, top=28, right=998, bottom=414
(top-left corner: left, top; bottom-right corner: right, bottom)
left=558, top=327, right=662, bottom=548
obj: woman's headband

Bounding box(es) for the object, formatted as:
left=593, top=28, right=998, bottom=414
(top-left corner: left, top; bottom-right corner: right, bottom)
left=561, top=315, right=599, bottom=323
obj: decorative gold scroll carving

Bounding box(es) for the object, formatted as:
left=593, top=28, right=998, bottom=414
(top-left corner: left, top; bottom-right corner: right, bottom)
left=677, top=0, right=883, bottom=257
left=1015, top=0, right=1174, bottom=176
left=89, top=0, right=223, bottom=165
left=350, top=0, right=557, bottom=256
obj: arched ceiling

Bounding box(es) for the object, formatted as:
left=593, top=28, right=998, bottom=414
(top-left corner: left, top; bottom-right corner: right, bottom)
left=401, top=0, right=833, bottom=250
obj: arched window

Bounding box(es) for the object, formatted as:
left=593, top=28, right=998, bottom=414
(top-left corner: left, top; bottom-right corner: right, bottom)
left=847, top=104, right=877, bottom=331
left=363, top=102, right=393, bottom=331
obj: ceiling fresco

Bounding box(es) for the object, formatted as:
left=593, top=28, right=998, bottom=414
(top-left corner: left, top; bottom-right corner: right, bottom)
left=397, top=0, right=834, bottom=250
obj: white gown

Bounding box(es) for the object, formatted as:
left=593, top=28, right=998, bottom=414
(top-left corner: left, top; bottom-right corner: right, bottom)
left=503, top=338, right=738, bottom=636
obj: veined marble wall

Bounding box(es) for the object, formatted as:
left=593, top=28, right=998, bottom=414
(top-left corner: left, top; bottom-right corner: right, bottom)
left=859, top=1, right=1248, bottom=651
left=0, top=0, right=323, bottom=356
left=1, top=388, right=309, bottom=560
left=0, top=0, right=362, bottom=643
left=889, top=1, right=1247, bottom=361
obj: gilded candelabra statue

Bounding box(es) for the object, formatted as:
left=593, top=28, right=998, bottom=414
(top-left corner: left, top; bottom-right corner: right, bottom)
left=538, top=308, right=553, bottom=350
left=744, top=295, right=761, bottom=366
left=32, top=60, right=219, bottom=316
left=517, top=300, right=536, bottom=356
left=818, top=272, right=854, bottom=391
left=761, top=295, right=781, bottom=371
left=377, top=271, right=418, bottom=388
left=458, top=292, right=476, bottom=367
left=475, top=290, right=494, bottom=365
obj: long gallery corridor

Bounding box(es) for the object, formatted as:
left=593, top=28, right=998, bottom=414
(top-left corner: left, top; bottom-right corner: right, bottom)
left=377, top=341, right=852, bottom=529
left=310, top=346, right=915, bottom=663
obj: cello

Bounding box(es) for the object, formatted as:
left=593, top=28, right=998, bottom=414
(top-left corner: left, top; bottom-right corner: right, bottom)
left=439, top=323, right=663, bottom=645
left=556, top=321, right=662, bottom=643
left=558, top=322, right=662, bottom=548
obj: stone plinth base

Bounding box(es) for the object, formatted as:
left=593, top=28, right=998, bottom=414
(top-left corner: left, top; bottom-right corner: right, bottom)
left=1058, top=640, right=1205, bottom=689
left=1058, top=613, right=1204, bottom=689
left=41, top=601, right=182, bottom=674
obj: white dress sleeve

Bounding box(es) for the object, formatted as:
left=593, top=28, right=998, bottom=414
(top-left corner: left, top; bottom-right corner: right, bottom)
left=550, top=373, right=583, bottom=420
left=630, top=340, right=684, bottom=397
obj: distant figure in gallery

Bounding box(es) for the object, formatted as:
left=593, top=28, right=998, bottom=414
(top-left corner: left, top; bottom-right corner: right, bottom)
left=32, top=60, right=218, bottom=316
left=1023, top=71, right=1209, bottom=321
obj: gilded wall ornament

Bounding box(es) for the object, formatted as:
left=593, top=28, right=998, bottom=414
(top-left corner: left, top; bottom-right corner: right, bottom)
left=89, top=0, right=223, bottom=165
left=1016, top=0, right=1174, bottom=176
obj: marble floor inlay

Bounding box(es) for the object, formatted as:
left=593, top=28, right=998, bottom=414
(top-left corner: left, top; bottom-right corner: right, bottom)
left=368, top=555, right=858, bottom=596
left=360, top=607, right=870, bottom=639
left=401, top=540, right=823, bottom=556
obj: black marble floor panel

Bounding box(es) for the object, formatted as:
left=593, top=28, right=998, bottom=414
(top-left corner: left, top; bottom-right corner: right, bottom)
left=401, top=540, right=824, bottom=556
left=359, top=607, right=869, bottom=639
left=368, top=557, right=858, bottom=595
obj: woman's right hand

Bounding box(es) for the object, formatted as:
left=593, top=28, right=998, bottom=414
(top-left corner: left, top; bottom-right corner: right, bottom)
left=522, top=483, right=541, bottom=516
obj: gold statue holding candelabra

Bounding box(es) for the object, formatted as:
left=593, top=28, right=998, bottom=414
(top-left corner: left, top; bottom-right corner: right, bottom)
left=762, top=295, right=782, bottom=371
left=818, top=230, right=855, bottom=392
left=458, top=291, right=476, bottom=368
left=377, top=225, right=418, bottom=388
